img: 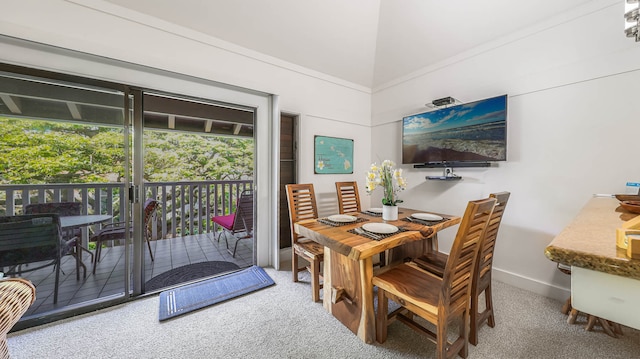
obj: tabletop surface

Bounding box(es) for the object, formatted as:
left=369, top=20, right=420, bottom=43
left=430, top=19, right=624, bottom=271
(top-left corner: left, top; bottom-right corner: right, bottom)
left=295, top=207, right=461, bottom=260
left=59, top=214, right=113, bottom=228
left=544, top=197, right=640, bottom=279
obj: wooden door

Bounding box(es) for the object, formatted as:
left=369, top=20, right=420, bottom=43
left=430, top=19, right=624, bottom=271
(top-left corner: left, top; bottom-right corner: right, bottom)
left=280, top=115, right=296, bottom=248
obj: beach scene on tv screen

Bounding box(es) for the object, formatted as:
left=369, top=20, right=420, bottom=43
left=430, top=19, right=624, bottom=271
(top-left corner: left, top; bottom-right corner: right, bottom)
left=402, top=95, right=507, bottom=164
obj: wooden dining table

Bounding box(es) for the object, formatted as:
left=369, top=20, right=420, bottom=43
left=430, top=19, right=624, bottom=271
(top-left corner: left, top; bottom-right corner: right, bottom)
left=294, top=207, right=461, bottom=343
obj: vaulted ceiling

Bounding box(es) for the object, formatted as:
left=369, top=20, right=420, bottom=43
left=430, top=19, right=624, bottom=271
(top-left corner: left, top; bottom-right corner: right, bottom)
left=105, top=0, right=589, bottom=89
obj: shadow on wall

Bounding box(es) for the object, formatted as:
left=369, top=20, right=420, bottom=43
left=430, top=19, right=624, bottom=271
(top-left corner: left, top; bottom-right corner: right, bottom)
left=434, top=222, right=570, bottom=301
left=493, top=224, right=571, bottom=300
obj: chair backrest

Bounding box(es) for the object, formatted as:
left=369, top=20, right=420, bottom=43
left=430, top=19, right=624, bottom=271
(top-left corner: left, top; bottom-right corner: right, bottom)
left=0, top=214, right=64, bottom=272
left=143, top=198, right=158, bottom=225
left=232, top=190, right=254, bottom=233
left=285, top=184, right=318, bottom=245
left=0, top=277, right=36, bottom=357
left=440, top=197, right=496, bottom=312
left=335, top=181, right=361, bottom=214
left=143, top=198, right=159, bottom=237
left=24, top=202, right=82, bottom=216
left=475, top=192, right=511, bottom=282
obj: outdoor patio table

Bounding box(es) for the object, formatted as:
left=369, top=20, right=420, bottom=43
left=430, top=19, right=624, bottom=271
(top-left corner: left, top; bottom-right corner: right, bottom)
left=60, top=214, right=112, bottom=277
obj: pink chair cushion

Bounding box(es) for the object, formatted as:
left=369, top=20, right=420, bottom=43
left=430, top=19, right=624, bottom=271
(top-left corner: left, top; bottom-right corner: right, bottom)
left=212, top=213, right=235, bottom=230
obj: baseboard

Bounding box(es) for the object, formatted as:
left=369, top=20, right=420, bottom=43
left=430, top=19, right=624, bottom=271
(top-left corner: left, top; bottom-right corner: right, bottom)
left=493, top=267, right=570, bottom=303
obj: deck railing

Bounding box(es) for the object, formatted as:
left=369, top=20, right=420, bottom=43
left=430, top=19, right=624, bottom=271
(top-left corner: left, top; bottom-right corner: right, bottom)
left=0, top=180, right=253, bottom=240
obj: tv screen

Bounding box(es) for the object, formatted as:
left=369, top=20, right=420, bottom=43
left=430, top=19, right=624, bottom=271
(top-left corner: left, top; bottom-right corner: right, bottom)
left=402, top=94, right=507, bottom=164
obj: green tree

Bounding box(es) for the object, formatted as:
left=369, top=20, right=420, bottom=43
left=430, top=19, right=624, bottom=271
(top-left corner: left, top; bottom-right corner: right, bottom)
left=0, top=117, right=254, bottom=185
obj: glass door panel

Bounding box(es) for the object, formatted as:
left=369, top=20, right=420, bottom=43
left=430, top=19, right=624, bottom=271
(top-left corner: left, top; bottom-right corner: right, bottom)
left=139, top=91, right=255, bottom=293
left=0, top=70, right=130, bottom=317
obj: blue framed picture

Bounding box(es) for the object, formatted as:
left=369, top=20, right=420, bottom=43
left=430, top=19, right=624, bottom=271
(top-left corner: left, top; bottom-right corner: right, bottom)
left=314, top=135, right=354, bottom=174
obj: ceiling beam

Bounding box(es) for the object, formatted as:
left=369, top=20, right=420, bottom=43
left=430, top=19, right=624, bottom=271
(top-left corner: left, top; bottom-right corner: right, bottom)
left=0, top=94, right=21, bottom=114
left=66, top=102, right=82, bottom=120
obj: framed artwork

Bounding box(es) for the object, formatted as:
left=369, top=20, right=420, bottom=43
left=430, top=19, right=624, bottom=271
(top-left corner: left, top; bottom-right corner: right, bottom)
left=314, top=135, right=354, bottom=174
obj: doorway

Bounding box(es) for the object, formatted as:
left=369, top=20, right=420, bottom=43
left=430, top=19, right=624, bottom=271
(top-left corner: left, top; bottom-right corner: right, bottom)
left=279, top=114, right=297, bottom=250
left=136, top=91, right=256, bottom=293
left=0, top=63, right=262, bottom=329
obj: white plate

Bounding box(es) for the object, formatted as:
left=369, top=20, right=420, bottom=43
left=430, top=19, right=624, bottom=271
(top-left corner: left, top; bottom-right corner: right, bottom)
left=367, top=208, right=383, bottom=214
left=362, top=223, right=398, bottom=234
left=327, top=214, right=358, bottom=223
left=411, top=213, right=443, bottom=221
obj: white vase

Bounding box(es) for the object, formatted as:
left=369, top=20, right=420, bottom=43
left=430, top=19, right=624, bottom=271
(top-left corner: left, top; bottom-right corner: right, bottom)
left=382, top=205, right=398, bottom=221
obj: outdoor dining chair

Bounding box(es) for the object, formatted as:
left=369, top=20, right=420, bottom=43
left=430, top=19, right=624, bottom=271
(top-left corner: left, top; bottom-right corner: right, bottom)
left=90, top=198, right=158, bottom=274
left=211, top=189, right=254, bottom=257
left=24, top=202, right=90, bottom=279
left=0, top=214, right=72, bottom=304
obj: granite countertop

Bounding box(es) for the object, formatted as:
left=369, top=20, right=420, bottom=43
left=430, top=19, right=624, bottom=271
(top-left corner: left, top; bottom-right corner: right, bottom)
left=545, top=197, right=640, bottom=280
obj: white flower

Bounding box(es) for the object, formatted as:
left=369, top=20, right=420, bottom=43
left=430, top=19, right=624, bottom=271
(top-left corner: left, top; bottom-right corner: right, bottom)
left=365, top=160, right=406, bottom=206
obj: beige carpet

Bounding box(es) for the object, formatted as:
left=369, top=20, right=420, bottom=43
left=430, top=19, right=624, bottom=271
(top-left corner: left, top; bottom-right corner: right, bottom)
left=7, top=267, right=640, bottom=358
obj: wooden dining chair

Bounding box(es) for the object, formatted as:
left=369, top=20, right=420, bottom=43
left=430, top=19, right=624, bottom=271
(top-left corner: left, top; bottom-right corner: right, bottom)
left=0, top=277, right=36, bottom=359
left=413, top=191, right=510, bottom=345
left=335, top=181, right=361, bottom=214
left=373, top=197, right=496, bottom=359
left=335, top=180, right=389, bottom=266
left=286, top=183, right=324, bottom=302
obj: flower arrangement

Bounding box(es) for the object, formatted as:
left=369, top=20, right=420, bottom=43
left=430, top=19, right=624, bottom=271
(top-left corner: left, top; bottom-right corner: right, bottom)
left=365, top=160, right=407, bottom=206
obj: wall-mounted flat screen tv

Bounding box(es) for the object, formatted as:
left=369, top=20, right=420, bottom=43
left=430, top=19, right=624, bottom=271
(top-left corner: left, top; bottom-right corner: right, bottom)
left=402, top=94, right=507, bottom=165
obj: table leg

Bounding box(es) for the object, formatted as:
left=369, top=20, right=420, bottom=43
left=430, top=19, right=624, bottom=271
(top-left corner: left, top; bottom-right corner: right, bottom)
left=323, top=249, right=376, bottom=343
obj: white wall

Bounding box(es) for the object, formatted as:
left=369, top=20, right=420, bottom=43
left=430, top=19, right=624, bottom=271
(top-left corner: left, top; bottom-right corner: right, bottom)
left=3, top=0, right=639, bottom=300
left=371, top=0, right=640, bottom=300
left=0, top=0, right=372, bottom=267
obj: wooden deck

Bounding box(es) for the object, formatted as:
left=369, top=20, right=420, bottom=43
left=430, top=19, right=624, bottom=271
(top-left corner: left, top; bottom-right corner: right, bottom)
left=14, top=232, right=254, bottom=318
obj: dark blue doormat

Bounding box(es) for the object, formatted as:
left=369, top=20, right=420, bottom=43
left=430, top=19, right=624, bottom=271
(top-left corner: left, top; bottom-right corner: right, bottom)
left=158, top=265, right=275, bottom=321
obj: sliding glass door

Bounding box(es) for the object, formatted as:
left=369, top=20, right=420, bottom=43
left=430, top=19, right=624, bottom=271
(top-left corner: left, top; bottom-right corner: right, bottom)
left=136, top=91, right=256, bottom=294
left=0, top=68, right=133, bottom=318
left=1, top=53, right=271, bottom=330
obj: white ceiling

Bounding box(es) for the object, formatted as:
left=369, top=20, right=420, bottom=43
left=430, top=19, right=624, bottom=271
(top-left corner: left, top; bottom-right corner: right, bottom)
left=105, top=0, right=589, bottom=89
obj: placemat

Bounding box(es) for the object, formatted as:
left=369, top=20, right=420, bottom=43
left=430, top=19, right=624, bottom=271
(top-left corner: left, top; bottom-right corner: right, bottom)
left=347, top=227, right=408, bottom=241
left=361, top=210, right=382, bottom=217
left=318, top=217, right=369, bottom=227
left=401, top=217, right=449, bottom=226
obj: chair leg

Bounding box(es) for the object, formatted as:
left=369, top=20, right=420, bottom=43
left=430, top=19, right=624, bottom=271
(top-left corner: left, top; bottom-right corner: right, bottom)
left=230, top=236, right=245, bottom=258
left=92, top=241, right=102, bottom=275
left=376, top=288, right=389, bottom=343
left=485, top=283, right=495, bottom=328
left=310, top=258, right=321, bottom=302
left=459, top=310, right=470, bottom=359
left=436, top=315, right=448, bottom=359
left=292, top=251, right=299, bottom=282
left=469, top=288, right=480, bottom=346
left=146, top=235, right=154, bottom=261
left=54, top=259, right=60, bottom=304
left=74, top=241, right=88, bottom=280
